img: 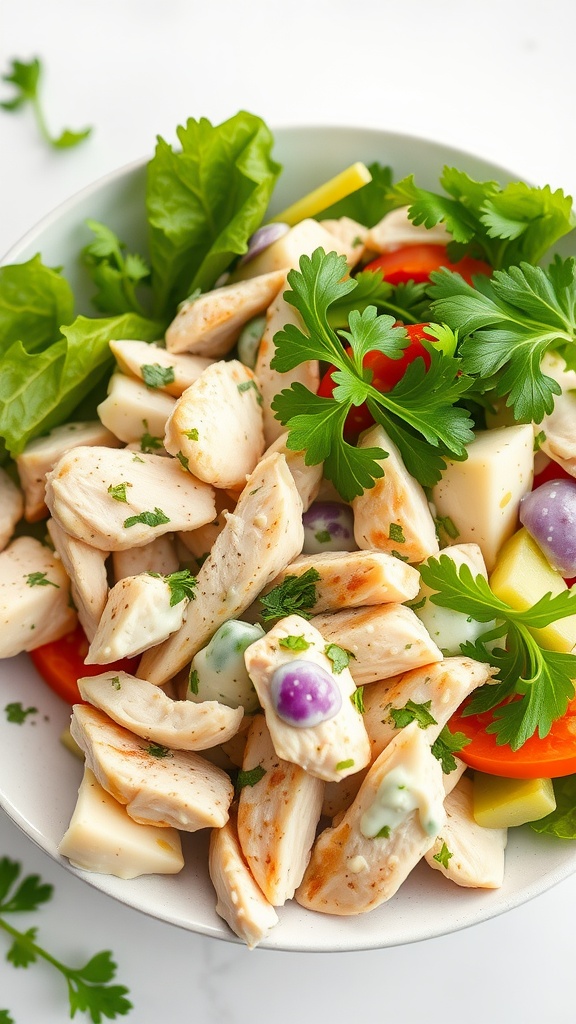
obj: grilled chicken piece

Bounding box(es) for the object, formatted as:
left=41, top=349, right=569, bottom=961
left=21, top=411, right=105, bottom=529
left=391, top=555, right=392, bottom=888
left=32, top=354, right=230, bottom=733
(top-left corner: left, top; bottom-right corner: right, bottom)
left=0, top=536, right=76, bottom=657
left=232, top=218, right=359, bottom=281
left=322, top=656, right=494, bottom=818
left=237, top=715, right=324, bottom=905
left=86, top=573, right=192, bottom=663
left=425, top=775, right=507, bottom=888
left=45, top=446, right=215, bottom=551
left=16, top=421, right=121, bottom=522
left=0, top=467, right=23, bottom=551
left=47, top=518, right=108, bottom=642
left=364, top=205, right=450, bottom=254
left=352, top=423, right=439, bottom=563
left=255, top=276, right=320, bottom=446
left=177, top=490, right=233, bottom=562
left=261, top=550, right=420, bottom=616
left=109, top=339, right=212, bottom=396
left=209, top=815, right=279, bottom=949
left=138, top=452, right=304, bottom=685
left=112, top=534, right=179, bottom=582
left=310, top=604, right=442, bottom=686
left=59, top=766, right=184, bottom=878
left=78, top=671, right=243, bottom=750
left=320, top=216, right=368, bottom=266
left=164, top=360, right=265, bottom=490
left=244, top=614, right=370, bottom=783
left=295, top=722, right=445, bottom=915
left=537, top=352, right=576, bottom=476
left=97, top=372, right=176, bottom=445
left=165, top=270, right=286, bottom=357
left=70, top=703, right=234, bottom=830
left=262, top=432, right=322, bottom=512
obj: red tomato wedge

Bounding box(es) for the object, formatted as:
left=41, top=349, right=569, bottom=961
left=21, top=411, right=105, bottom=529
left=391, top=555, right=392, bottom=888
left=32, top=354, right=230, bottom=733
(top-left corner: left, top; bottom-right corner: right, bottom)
left=29, top=624, right=139, bottom=705
left=318, top=322, right=433, bottom=440
left=449, top=695, right=576, bottom=779
left=363, top=243, right=491, bottom=285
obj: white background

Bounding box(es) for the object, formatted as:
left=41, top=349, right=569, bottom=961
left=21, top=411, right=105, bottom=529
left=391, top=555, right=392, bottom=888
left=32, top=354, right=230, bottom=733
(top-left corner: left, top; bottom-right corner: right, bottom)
left=1, top=1, right=576, bottom=1021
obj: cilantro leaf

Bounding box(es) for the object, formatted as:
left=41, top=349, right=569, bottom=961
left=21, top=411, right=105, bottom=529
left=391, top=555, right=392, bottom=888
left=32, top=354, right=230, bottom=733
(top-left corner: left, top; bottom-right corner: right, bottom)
left=1, top=57, right=91, bottom=149
left=236, top=765, right=267, bottom=791
left=390, top=168, right=575, bottom=267
left=389, top=699, right=437, bottom=730
left=324, top=643, right=355, bottom=674
left=81, top=220, right=151, bottom=317
left=431, top=726, right=471, bottom=773
left=420, top=555, right=576, bottom=749
left=259, top=567, right=320, bottom=622
left=123, top=507, right=170, bottom=529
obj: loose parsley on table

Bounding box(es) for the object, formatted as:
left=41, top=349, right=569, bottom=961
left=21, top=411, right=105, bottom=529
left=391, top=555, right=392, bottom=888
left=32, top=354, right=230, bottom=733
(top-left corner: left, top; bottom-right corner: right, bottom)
left=0, top=857, right=132, bottom=1021
left=1, top=58, right=91, bottom=150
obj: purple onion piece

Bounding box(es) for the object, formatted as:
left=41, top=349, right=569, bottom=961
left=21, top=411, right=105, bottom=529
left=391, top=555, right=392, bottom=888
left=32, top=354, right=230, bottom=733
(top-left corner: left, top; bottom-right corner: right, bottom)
left=270, top=660, right=342, bottom=728
left=302, top=501, right=356, bottom=555
left=519, top=478, right=576, bottom=577
left=238, top=223, right=290, bottom=266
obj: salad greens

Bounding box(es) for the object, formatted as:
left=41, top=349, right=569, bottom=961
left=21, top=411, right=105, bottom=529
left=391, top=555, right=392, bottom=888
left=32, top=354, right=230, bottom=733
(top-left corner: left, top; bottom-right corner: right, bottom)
left=1, top=58, right=92, bottom=150
left=0, top=856, right=131, bottom=1021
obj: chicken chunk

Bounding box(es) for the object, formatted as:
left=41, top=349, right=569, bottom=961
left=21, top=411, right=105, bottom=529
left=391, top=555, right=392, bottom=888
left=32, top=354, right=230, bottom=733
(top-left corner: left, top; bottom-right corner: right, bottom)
left=320, top=216, right=367, bottom=266
left=70, top=704, right=234, bottom=831
left=237, top=714, right=324, bottom=905
left=16, top=420, right=121, bottom=522
left=209, top=815, right=279, bottom=949
left=59, top=766, right=184, bottom=878
left=164, top=360, right=265, bottom=489
left=244, top=614, right=370, bottom=783
left=0, top=536, right=76, bottom=657
left=261, top=549, right=421, bottom=616
left=47, top=518, right=108, bottom=642
left=232, top=218, right=359, bottom=281
left=537, top=351, right=576, bottom=476
left=112, top=534, right=179, bottom=582
left=310, top=604, right=442, bottom=686
left=109, top=339, right=212, bottom=396
left=45, top=446, right=215, bottom=551
left=255, top=276, right=320, bottom=446
left=85, top=573, right=192, bottom=663
left=78, top=671, right=243, bottom=750
left=352, top=423, right=439, bottom=563
left=138, top=451, right=304, bottom=685
left=364, top=205, right=450, bottom=255
left=165, top=270, right=286, bottom=357
left=261, top=432, right=322, bottom=512
left=296, top=722, right=446, bottom=915
left=97, top=372, right=176, bottom=445
left=425, top=776, right=507, bottom=888
left=0, top=467, right=23, bottom=551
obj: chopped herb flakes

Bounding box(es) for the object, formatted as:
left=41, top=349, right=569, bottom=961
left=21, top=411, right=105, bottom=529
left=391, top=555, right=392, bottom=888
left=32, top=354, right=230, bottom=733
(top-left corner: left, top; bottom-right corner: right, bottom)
left=141, top=363, right=175, bottom=389
left=431, top=726, right=471, bottom=773
left=24, top=572, right=58, bottom=588
left=123, top=507, right=170, bottom=529
left=374, top=825, right=391, bottom=839
left=4, top=703, right=37, bottom=724
left=434, top=514, right=460, bottom=540
left=388, top=522, right=405, bottom=544
left=107, top=482, right=131, bottom=502
left=189, top=668, right=200, bottom=694
left=236, top=765, right=267, bottom=791
left=433, top=841, right=453, bottom=868
left=176, top=451, right=190, bottom=470
left=335, top=759, right=355, bottom=771
left=350, top=686, right=365, bottom=714
left=184, top=427, right=199, bottom=441
left=237, top=379, right=263, bottom=404
left=390, top=699, right=437, bottom=730
left=314, top=529, right=332, bottom=544
left=109, top=676, right=122, bottom=690
left=279, top=634, right=311, bottom=651
left=259, top=567, right=320, bottom=622
left=146, top=742, right=172, bottom=758
left=325, top=643, right=354, bottom=674
left=140, top=432, right=163, bottom=452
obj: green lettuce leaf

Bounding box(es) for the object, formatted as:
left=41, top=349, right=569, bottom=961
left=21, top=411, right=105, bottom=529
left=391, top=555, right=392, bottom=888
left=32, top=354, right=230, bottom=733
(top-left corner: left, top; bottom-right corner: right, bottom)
left=146, top=111, right=281, bottom=318
left=0, top=312, right=161, bottom=455
left=0, top=255, right=74, bottom=358
left=530, top=775, right=576, bottom=839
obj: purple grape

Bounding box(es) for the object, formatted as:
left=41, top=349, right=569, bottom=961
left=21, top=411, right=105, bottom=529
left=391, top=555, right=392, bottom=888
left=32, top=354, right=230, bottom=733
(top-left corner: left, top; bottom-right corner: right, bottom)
left=238, top=223, right=290, bottom=266
left=302, top=501, right=356, bottom=554
left=519, top=478, right=576, bottom=577
left=270, top=660, right=342, bottom=727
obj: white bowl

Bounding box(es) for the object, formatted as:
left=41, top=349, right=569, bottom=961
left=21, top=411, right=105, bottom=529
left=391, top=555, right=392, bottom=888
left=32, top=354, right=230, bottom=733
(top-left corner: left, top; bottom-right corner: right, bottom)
left=2, top=125, right=575, bottom=951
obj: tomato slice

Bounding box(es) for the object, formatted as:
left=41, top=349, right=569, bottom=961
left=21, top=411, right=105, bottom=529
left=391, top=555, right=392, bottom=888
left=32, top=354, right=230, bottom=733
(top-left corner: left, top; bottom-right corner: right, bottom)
left=449, top=695, right=576, bottom=779
left=363, top=243, right=491, bottom=286
left=318, top=322, right=433, bottom=440
left=29, top=624, right=139, bottom=704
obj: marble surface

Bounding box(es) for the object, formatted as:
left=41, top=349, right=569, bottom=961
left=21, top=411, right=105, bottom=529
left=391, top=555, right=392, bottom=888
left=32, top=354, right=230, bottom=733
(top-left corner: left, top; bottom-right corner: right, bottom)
left=1, top=0, right=576, bottom=1020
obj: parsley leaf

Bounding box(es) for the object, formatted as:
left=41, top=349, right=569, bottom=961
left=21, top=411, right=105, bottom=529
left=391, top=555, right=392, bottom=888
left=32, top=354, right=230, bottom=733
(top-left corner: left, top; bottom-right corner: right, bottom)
left=430, top=257, right=576, bottom=422
left=0, top=857, right=131, bottom=1021
left=335, top=759, right=355, bottom=771
left=236, top=765, right=267, bottom=791
left=146, top=742, right=172, bottom=758
left=390, top=168, right=575, bottom=268
left=4, top=703, right=37, bottom=724
left=1, top=57, right=92, bottom=149
left=389, top=699, right=437, bottom=730
left=433, top=841, right=453, bottom=868
left=24, top=571, right=58, bottom=588
left=271, top=248, right=475, bottom=499
left=279, top=634, right=311, bottom=651
left=431, top=726, right=471, bottom=773
left=164, top=569, right=197, bottom=606
left=420, top=555, right=576, bottom=749
left=123, top=507, right=170, bottom=529
left=324, top=643, right=354, bottom=674
left=259, top=567, right=320, bottom=622
left=107, top=482, right=130, bottom=503
left=141, top=363, right=175, bottom=389
left=350, top=687, right=366, bottom=714
left=81, top=221, right=150, bottom=316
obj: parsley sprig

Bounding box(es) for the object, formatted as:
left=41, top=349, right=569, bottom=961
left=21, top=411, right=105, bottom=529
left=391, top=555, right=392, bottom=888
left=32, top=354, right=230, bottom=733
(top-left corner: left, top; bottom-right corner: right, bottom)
left=270, top=248, right=474, bottom=499
left=419, top=556, right=576, bottom=750
left=0, top=857, right=131, bottom=1021
left=1, top=58, right=91, bottom=149
left=430, top=256, right=576, bottom=422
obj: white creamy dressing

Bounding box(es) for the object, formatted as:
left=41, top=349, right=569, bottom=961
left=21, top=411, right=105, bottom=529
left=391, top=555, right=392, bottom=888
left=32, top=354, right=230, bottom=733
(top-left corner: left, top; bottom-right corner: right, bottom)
left=360, top=732, right=446, bottom=840
left=188, top=619, right=264, bottom=711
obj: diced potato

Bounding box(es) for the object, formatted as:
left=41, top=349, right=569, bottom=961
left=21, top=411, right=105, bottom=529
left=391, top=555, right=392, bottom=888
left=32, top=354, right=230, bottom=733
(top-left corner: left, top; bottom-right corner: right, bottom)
left=472, top=772, right=556, bottom=829
left=490, top=527, right=576, bottom=653
left=431, top=424, right=534, bottom=571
